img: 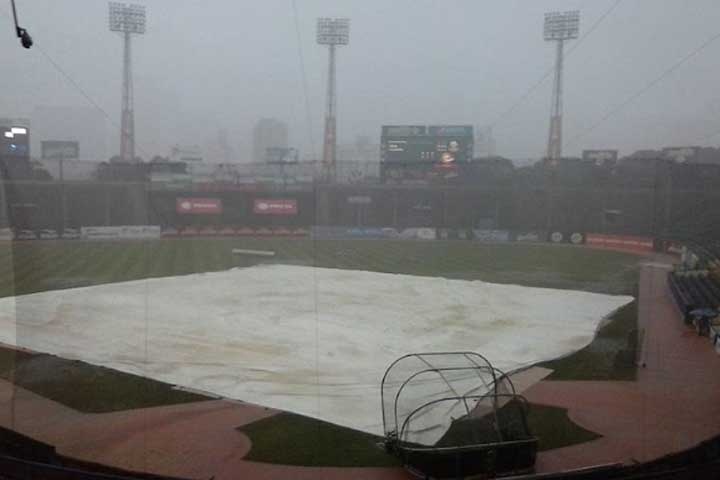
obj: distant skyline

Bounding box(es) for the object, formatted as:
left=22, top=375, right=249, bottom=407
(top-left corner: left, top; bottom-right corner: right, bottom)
left=1, top=1, right=719, bottom=162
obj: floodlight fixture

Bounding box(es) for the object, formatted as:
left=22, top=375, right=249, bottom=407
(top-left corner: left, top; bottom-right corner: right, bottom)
left=544, top=10, right=579, bottom=41
left=317, top=18, right=350, bottom=46
left=109, top=2, right=146, bottom=34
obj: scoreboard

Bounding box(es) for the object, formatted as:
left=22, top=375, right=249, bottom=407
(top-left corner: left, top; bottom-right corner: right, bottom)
left=380, top=125, right=474, bottom=184
left=0, top=121, right=32, bottom=180
left=381, top=125, right=473, bottom=164
left=0, top=124, right=30, bottom=158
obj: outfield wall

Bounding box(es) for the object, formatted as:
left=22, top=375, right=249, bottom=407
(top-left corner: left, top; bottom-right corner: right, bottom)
left=1, top=179, right=713, bottom=243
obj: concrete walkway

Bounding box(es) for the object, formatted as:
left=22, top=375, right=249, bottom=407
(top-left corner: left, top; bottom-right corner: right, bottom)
left=529, top=259, right=720, bottom=472
left=0, top=382, right=408, bottom=479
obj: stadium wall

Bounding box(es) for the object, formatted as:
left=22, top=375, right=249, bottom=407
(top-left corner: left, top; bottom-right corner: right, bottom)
left=0, top=180, right=715, bottom=242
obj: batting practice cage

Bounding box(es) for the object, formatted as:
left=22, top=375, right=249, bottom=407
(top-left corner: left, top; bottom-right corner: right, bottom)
left=381, top=352, right=538, bottom=479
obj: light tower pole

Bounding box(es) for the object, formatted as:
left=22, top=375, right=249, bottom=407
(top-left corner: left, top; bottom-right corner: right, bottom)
left=317, top=18, right=349, bottom=183
left=109, top=2, right=146, bottom=163
left=543, top=11, right=579, bottom=166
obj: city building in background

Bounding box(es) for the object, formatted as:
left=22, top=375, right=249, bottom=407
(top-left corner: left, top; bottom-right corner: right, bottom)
left=252, top=118, right=288, bottom=163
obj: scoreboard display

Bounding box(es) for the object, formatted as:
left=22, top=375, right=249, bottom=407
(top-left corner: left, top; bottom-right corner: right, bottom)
left=381, top=125, right=473, bottom=184
left=0, top=125, right=30, bottom=158
left=0, top=122, right=32, bottom=180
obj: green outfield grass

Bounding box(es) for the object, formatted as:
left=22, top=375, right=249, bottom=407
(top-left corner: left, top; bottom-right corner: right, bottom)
left=0, top=238, right=640, bottom=299
left=542, top=299, right=639, bottom=381
left=0, top=347, right=209, bottom=413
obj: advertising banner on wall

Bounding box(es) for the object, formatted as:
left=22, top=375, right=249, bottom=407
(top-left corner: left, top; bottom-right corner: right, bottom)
left=176, top=198, right=223, bottom=215
left=472, top=230, right=510, bottom=243
left=549, top=231, right=585, bottom=244
left=585, top=234, right=654, bottom=253
left=399, top=228, right=437, bottom=240
left=569, top=232, right=585, bottom=245
left=81, top=226, right=161, bottom=240
left=167, top=226, right=311, bottom=238
left=514, top=231, right=546, bottom=243
left=312, top=226, right=435, bottom=241
left=253, top=199, right=298, bottom=215
left=312, top=226, right=398, bottom=240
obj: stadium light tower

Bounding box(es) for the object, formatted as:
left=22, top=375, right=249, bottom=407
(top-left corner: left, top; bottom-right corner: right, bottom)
left=109, top=2, right=146, bottom=163
left=544, top=11, right=579, bottom=165
left=317, top=17, right=350, bottom=182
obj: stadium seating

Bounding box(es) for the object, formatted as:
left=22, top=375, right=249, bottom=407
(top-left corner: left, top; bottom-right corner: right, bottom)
left=668, top=271, right=720, bottom=326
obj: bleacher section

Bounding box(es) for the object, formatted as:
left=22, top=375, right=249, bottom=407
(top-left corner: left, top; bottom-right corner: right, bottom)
left=668, top=242, right=720, bottom=354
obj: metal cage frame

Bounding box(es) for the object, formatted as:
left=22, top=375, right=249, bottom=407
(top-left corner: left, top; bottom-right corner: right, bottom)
left=380, top=352, right=538, bottom=479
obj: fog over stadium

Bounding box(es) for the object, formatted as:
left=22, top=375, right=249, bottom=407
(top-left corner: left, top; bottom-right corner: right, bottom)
left=1, top=0, right=720, bottom=161
left=2, top=2, right=720, bottom=477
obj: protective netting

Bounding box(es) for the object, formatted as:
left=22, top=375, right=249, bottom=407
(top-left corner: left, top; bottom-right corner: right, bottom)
left=381, top=352, right=521, bottom=447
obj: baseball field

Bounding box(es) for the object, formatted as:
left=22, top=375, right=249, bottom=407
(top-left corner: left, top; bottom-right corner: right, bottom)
left=0, top=237, right=641, bottom=466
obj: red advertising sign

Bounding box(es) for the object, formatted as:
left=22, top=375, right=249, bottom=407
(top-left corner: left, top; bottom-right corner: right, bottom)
left=253, top=199, right=298, bottom=215
left=585, top=234, right=654, bottom=254
left=176, top=198, right=223, bottom=215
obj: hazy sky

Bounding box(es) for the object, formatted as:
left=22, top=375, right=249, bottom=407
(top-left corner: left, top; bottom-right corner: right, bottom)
left=2, top=0, right=720, bottom=161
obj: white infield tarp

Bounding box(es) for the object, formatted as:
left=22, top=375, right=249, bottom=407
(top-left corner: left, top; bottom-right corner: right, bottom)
left=0, top=265, right=632, bottom=435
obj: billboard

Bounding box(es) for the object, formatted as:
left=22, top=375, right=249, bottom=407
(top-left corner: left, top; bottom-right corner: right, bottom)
left=662, top=146, right=700, bottom=163
left=381, top=125, right=473, bottom=184
left=0, top=121, right=30, bottom=158
left=253, top=198, right=298, bottom=215
left=41, top=141, right=79, bottom=160
left=585, top=234, right=654, bottom=253
left=170, top=145, right=203, bottom=163
left=265, top=147, right=299, bottom=164
left=176, top=198, right=223, bottom=215
left=582, top=150, right=618, bottom=167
